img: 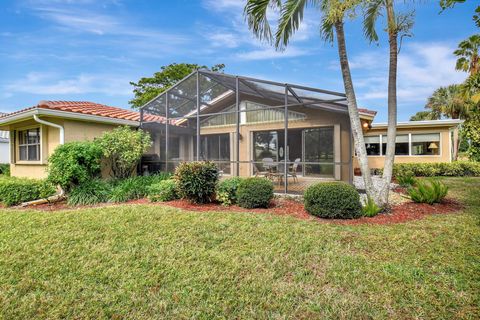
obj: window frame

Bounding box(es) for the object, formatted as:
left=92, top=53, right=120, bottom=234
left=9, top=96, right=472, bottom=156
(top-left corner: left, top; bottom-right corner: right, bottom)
left=16, top=125, right=43, bottom=164
left=363, top=132, right=442, bottom=157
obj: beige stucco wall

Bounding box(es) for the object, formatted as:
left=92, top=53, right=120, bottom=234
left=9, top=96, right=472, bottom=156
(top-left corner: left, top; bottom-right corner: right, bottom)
left=353, top=126, right=452, bottom=170
left=5, top=117, right=120, bottom=179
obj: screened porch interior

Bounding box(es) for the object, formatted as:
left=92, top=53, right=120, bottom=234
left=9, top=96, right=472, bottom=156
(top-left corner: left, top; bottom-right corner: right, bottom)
left=139, top=70, right=353, bottom=194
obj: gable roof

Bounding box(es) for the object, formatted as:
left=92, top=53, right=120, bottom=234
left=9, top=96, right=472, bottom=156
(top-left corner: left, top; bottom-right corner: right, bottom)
left=0, top=101, right=164, bottom=126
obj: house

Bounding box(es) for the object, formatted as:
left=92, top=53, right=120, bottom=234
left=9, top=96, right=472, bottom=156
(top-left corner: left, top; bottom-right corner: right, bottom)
left=356, top=119, right=463, bottom=172
left=0, top=101, right=156, bottom=178
left=0, top=71, right=463, bottom=194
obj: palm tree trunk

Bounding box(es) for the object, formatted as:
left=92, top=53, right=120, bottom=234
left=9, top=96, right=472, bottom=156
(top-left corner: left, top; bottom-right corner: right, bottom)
left=334, top=21, right=378, bottom=204
left=378, top=0, right=398, bottom=206
left=453, top=127, right=459, bottom=160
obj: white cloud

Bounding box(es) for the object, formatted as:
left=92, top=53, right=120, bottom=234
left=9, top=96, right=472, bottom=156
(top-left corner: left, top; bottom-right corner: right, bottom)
left=235, top=46, right=310, bottom=60
left=5, top=72, right=132, bottom=96
left=202, top=0, right=246, bottom=12
left=207, top=32, right=240, bottom=48
left=349, top=42, right=467, bottom=107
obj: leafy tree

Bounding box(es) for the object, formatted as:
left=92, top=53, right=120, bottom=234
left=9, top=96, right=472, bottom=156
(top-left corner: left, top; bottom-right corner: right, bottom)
left=454, top=35, right=480, bottom=76
left=129, top=63, right=225, bottom=108
left=95, top=126, right=152, bottom=179
left=410, top=111, right=439, bottom=121
left=426, top=84, right=470, bottom=160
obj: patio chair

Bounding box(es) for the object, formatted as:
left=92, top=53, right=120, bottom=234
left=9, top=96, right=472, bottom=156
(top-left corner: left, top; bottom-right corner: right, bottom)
left=254, top=162, right=270, bottom=178
left=288, top=158, right=301, bottom=183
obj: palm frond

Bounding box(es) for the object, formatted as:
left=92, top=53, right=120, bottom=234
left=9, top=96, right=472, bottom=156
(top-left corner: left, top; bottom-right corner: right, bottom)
left=244, top=0, right=282, bottom=43
left=362, top=0, right=383, bottom=43
left=275, top=0, right=308, bottom=49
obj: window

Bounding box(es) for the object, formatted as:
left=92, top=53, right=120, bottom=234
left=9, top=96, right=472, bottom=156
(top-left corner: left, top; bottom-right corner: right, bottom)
left=364, top=135, right=381, bottom=155
left=18, top=128, right=40, bottom=161
left=382, top=134, right=409, bottom=155
left=245, top=102, right=305, bottom=124
left=411, top=133, right=440, bottom=155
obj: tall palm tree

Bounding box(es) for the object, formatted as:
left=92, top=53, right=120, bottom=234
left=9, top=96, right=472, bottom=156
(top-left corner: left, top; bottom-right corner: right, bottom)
left=363, top=0, right=413, bottom=204
left=244, top=0, right=380, bottom=204
left=454, top=34, right=480, bottom=76
left=426, top=84, right=468, bottom=160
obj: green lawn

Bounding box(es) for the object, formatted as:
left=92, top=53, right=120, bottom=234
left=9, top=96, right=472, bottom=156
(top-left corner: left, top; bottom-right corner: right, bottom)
left=0, top=178, right=479, bottom=319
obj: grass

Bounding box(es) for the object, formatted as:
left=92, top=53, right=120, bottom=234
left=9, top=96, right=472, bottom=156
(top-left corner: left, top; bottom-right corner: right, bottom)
left=0, top=177, right=479, bottom=319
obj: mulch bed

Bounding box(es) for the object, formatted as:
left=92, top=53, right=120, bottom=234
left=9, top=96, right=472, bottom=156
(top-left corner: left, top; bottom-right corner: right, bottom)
left=8, top=195, right=463, bottom=226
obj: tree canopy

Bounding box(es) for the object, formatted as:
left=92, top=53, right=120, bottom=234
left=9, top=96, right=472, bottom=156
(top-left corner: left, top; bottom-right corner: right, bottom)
left=129, top=63, right=225, bottom=108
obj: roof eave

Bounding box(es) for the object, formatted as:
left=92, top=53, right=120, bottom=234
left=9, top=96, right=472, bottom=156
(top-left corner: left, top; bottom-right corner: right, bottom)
left=0, top=108, right=140, bottom=127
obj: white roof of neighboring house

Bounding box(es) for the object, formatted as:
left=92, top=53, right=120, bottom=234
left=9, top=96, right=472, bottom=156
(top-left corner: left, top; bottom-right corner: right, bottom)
left=371, top=119, right=463, bottom=129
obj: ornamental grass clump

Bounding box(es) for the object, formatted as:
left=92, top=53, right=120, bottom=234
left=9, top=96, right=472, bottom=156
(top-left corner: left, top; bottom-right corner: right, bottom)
left=174, top=161, right=219, bottom=204
left=236, top=177, right=273, bottom=209
left=304, top=182, right=362, bottom=219
left=408, top=179, right=448, bottom=205
left=67, top=179, right=112, bottom=206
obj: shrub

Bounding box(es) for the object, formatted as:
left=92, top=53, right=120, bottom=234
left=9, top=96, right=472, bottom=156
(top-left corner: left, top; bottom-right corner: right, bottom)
left=236, top=177, right=273, bottom=209
left=0, top=164, right=10, bottom=176
left=391, top=162, right=480, bottom=178
left=304, top=182, right=362, bottom=219
left=109, top=173, right=171, bottom=202
left=174, top=162, right=219, bottom=203
left=147, top=179, right=178, bottom=202
left=362, top=196, right=382, bottom=217
left=0, top=177, right=56, bottom=206
left=408, top=179, right=448, bottom=205
left=396, top=170, right=416, bottom=187
left=217, top=177, right=243, bottom=206
left=47, top=141, right=103, bottom=191
left=67, top=179, right=111, bottom=206
left=95, top=126, right=152, bottom=179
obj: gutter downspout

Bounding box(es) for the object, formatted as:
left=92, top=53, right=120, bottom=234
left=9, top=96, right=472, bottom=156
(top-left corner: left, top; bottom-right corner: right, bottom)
left=33, top=114, right=64, bottom=144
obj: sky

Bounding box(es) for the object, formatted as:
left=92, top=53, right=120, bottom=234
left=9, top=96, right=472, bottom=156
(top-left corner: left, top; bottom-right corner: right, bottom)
left=0, top=0, right=477, bottom=122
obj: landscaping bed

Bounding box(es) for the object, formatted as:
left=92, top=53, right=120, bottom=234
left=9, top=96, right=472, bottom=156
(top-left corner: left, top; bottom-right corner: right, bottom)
left=14, top=191, right=462, bottom=225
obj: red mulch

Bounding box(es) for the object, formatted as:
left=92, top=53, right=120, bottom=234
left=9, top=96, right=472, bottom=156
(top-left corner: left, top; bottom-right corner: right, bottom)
left=9, top=196, right=463, bottom=226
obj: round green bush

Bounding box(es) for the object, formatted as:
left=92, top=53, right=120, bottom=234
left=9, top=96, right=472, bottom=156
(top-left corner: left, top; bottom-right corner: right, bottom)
left=236, top=177, right=274, bottom=209
left=304, top=182, right=362, bottom=219
left=47, top=141, right=103, bottom=191
left=216, top=177, right=243, bottom=206
left=147, top=179, right=178, bottom=202
left=174, top=161, right=219, bottom=203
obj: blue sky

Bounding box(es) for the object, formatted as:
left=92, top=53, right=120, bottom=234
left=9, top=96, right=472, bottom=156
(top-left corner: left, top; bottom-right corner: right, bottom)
left=0, top=0, right=477, bottom=121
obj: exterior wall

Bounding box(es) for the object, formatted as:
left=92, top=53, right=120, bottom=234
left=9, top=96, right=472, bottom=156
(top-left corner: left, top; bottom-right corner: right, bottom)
left=353, top=126, right=452, bottom=170
left=198, top=103, right=352, bottom=183
left=6, top=117, right=119, bottom=179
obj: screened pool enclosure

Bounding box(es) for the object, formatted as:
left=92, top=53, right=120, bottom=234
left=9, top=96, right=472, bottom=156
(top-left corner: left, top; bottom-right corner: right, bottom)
left=139, top=70, right=354, bottom=194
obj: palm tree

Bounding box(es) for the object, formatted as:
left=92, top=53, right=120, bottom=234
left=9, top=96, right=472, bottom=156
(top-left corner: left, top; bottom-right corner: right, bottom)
left=454, top=34, right=480, bottom=76
left=244, top=0, right=379, bottom=204
left=362, top=0, right=414, bottom=205
left=426, top=84, right=469, bottom=160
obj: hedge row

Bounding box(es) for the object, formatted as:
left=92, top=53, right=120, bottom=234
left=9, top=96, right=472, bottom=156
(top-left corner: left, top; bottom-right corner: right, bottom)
left=0, top=177, right=56, bottom=206
left=389, top=162, right=480, bottom=177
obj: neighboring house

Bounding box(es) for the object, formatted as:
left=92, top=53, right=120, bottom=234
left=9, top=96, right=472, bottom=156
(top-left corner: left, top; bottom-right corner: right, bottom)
left=0, top=101, right=156, bottom=178
left=0, top=71, right=463, bottom=194
left=0, top=112, right=9, bottom=163
left=355, top=119, right=463, bottom=171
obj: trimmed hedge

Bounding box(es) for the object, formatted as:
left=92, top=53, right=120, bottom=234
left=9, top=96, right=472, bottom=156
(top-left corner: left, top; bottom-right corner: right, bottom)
left=147, top=179, right=178, bottom=202
left=217, top=177, right=243, bottom=206
left=304, top=182, right=362, bottom=219
left=389, top=162, right=480, bottom=177
left=174, top=162, right=219, bottom=204
left=236, top=177, right=273, bottom=209
left=0, top=177, right=56, bottom=206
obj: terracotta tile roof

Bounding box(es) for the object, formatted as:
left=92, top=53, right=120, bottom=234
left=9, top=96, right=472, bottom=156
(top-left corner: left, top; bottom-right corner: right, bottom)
left=359, top=108, right=377, bottom=116
left=0, top=101, right=164, bottom=123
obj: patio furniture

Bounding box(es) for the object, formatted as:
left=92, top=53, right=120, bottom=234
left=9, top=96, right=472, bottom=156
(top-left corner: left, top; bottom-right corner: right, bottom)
left=288, top=158, right=301, bottom=183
